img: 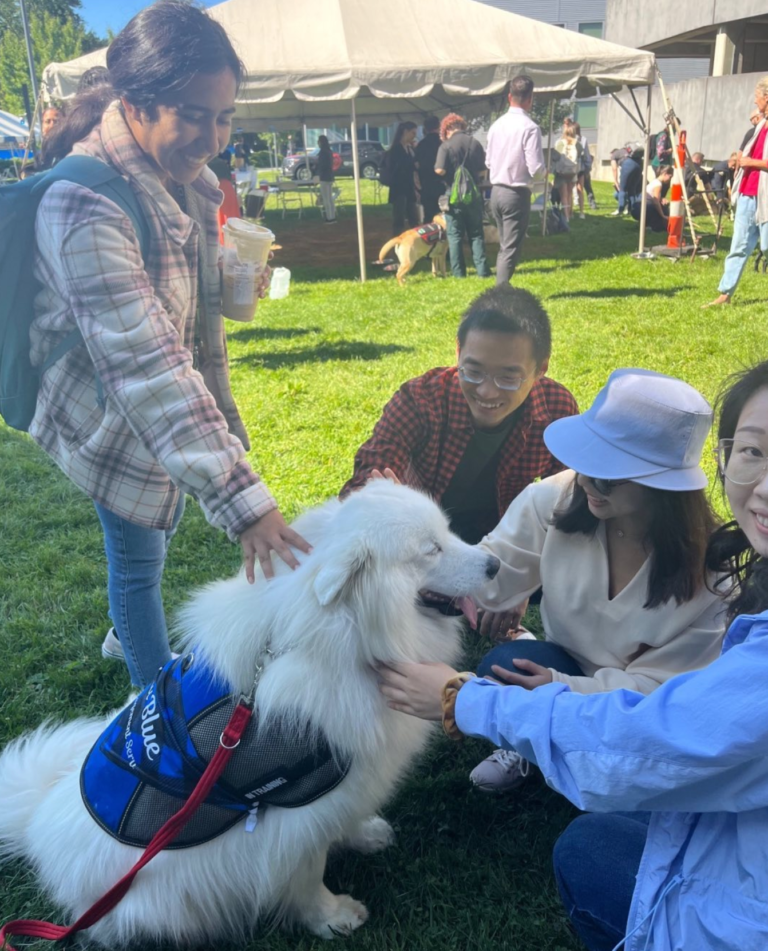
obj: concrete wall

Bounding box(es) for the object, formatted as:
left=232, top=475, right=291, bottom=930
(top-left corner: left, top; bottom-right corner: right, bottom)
left=594, top=72, right=763, bottom=179
left=606, top=0, right=768, bottom=51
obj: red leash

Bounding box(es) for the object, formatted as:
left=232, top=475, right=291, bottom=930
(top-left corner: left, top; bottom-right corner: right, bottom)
left=0, top=701, right=253, bottom=951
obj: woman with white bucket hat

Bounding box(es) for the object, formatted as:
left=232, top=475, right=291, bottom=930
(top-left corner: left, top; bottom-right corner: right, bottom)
left=388, top=369, right=728, bottom=794
left=465, top=368, right=727, bottom=791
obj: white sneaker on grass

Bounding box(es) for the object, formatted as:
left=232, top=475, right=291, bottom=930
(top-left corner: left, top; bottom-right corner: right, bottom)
left=469, top=748, right=531, bottom=794
left=101, top=627, right=179, bottom=664
left=101, top=627, right=124, bottom=661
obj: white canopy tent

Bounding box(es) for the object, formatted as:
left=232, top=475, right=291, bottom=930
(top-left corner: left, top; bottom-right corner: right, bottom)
left=42, top=0, right=658, bottom=276
left=0, top=109, right=29, bottom=143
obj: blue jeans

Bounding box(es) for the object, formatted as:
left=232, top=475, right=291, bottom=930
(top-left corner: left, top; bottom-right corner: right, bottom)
left=553, top=813, right=649, bottom=951
left=94, top=494, right=186, bottom=687
left=477, top=639, right=584, bottom=679
left=445, top=198, right=491, bottom=278
left=617, top=159, right=642, bottom=214
left=718, top=194, right=768, bottom=297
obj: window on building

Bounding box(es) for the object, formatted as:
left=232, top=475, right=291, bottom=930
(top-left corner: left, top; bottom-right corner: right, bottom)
left=574, top=101, right=598, bottom=129
left=578, top=22, right=603, bottom=39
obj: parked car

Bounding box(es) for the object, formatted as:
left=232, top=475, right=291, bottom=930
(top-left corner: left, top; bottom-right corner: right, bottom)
left=281, top=140, right=385, bottom=182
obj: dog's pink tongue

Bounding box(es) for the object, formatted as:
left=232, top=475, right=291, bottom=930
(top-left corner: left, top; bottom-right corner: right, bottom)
left=456, top=596, right=478, bottom=629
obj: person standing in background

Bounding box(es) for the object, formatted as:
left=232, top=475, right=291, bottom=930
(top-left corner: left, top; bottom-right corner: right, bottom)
left=573, top=121, right=596, bottom=212
left=553, top=120, right=582, bottom=222
left=486, top=75, right=545, bottom=285
left=317, top=135, right=336, bottom=224
left=434, top=114, right=491, bottom=278
left=386, top=121, right=418, bottom=235
left=414, top=116, right=444, bottom=224
left=705, top=78, right=768, bottom=307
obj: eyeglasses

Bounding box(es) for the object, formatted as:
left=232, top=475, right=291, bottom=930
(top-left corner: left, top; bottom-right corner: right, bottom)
left=458, top=365, right=530, bottom=392
left=715, top=438, right=768, bottom=485
left=584, top=476, right=631, bottom=496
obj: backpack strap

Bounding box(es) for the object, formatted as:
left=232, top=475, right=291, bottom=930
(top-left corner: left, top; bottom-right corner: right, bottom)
left=38, top=156, right=151, bottom=392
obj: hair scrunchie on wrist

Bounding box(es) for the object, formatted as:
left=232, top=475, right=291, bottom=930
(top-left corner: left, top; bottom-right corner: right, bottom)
left=441, top=672, right=475, bottom=741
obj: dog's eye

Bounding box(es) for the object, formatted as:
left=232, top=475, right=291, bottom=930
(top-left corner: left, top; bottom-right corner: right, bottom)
left=430, top=545, right=442, bottom=556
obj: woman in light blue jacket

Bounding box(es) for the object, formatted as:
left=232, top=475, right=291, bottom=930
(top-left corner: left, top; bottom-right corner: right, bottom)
left=379, top=360, right=768, bottom=951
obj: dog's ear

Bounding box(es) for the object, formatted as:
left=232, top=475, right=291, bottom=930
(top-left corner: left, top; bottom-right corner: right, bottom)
left=313, top=548, right=371, bottom=606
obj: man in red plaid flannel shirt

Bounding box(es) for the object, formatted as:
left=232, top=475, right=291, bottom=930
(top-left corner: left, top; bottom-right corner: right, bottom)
left=341, top=286, right=577, bottom=544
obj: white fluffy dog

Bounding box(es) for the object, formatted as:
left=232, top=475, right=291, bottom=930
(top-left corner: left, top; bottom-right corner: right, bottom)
left=0, top=481, right=499, bottom=947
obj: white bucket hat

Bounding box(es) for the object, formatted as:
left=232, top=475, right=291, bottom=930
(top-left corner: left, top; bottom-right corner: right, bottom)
left=543, top=368, right=713, bottom=491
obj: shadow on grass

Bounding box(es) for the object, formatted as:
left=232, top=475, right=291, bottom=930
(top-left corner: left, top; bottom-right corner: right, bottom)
left=518, top=262, right=582, bottom=274
left=232, top=340, right=413, bottom=369
left=549, top=285, right=693, bottom=300
left=228, top=325, right=322, bottom=343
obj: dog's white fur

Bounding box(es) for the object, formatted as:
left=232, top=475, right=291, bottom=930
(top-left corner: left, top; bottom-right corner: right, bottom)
left=0, top=481, right=498, bottom=946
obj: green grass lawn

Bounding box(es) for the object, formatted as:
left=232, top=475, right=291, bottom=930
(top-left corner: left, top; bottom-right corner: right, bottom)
left=0, top=181, right=766, bottom=949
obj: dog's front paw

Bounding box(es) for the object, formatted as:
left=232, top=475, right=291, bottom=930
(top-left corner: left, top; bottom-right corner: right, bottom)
left=343, top=815, right=395, bottom=854
left=313, top=894, right=369, bottom=939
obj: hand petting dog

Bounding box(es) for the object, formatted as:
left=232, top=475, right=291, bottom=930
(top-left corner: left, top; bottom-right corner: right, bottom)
left=378, top=661, right=459, bottom=720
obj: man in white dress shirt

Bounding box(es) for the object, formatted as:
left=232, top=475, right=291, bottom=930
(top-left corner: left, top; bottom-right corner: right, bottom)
left=486, top=76, right=546, bottom=284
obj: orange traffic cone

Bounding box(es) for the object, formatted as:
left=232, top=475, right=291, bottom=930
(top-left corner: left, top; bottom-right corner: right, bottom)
left=666, top=130, right=687, bottom=249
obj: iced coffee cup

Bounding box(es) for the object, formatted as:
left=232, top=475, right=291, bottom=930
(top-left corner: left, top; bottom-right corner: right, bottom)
left=221, top=219, right=275, bottom=322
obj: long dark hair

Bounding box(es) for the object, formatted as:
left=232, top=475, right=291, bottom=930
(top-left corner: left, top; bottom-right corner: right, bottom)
left=390, top=121, right=417, bottom=150
left=44, top=0, right=243, bottom=165
left=706, top=360, right=768, bottom=625
left=554, top=476, right=718, bottom=608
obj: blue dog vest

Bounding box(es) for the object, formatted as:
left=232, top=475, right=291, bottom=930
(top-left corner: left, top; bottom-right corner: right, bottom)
left=80, top=654, right=351, bottom=849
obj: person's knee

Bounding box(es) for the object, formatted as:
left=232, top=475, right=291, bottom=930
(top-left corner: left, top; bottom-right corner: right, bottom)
left=553, top=814, right=601, bottom=907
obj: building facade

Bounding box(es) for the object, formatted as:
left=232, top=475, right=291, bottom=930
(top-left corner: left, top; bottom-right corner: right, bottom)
left=596, top=2, right=768, bottom=176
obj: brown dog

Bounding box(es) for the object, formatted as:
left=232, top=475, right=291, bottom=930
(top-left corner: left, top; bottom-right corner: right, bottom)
left=378, top=215, right=448, bottom=286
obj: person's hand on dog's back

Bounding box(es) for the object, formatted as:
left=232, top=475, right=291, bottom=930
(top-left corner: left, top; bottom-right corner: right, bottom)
left=240, top=509, right=312, bottom=583
left=369, top=467, right=401, bottom=484
left=478, top=599, right=529, bottom=641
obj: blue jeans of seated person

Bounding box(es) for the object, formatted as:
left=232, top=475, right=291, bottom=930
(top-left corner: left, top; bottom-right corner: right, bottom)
left=94, top=494, right=186, bottom=688
left=617, top=158, right=642, bottom=213
left=553, top=813, right=649, bottom=951
left=477, top=638, right=584, bottom=680
left=718, top=194, right=768, bottom=297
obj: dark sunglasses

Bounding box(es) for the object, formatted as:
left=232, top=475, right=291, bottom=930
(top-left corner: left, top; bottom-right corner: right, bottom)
left=586, top=477, right=631, bottom=496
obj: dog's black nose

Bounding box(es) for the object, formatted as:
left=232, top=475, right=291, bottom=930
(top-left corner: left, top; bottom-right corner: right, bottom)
left=485, top=556, right=500, bottom=579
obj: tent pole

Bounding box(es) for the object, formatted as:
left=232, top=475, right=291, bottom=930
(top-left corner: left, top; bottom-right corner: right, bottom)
left=350, top=99, right=367, bottom=283
left=634, top=84, right=652, bottom=258
left=19, top=0, right=39, bottom=111
left=541, top=99, right=555, bottom=236
left=302, top=123, right=311, bottom=178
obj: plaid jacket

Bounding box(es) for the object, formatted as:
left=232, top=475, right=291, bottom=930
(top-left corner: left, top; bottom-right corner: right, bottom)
left=341, top=368, right=578, bottom=536
left=29, top=102, right=276, bottom=538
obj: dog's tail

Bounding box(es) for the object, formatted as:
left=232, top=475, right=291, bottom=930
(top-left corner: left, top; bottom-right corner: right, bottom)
left=378, top=236, right=399, bottom=261
left=0, top=718, right=100, bottom=856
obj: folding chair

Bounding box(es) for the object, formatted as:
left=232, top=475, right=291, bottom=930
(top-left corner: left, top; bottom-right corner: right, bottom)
left=276, top=181, right=304, bottom=218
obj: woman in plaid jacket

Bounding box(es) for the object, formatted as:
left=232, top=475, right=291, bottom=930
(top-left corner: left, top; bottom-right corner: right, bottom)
left=30, top=1, right=309, bottom=686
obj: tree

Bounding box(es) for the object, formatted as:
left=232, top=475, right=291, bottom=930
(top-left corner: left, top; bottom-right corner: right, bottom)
left=0, top=0, right=82, bottom=37
left=0, top=8, right=93, bottom=113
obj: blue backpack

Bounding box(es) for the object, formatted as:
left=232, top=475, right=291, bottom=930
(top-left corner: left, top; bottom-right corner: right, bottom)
left=0, top=155, right=150, bottom=431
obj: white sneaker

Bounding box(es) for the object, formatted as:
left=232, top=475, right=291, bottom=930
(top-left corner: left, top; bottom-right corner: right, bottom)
left=101, top=628, right=179, bottom=664
left=579, top=213, right=585, bottom=220
left=609, top=210, right=621, bottom=217
left=469, top=748, right=531, bottom=794
left=101, top=627, right=124, bottom=661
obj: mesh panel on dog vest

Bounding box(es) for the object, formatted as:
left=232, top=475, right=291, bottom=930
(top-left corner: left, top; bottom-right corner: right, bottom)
left=80, top=654, right=351, bottom=849
left=416, top=222, right=446, bottom=247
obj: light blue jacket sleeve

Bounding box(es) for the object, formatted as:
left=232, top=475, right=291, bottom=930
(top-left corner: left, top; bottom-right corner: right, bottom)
left=455, top=616, right=768, bottom=814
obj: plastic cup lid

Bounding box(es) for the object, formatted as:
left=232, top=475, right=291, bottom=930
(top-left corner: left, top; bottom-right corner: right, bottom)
left=224, top=219, right=274, bottom=242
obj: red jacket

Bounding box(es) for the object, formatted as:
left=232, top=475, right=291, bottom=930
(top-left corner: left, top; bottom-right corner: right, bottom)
left=341, top=367, right=578, bottom=536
